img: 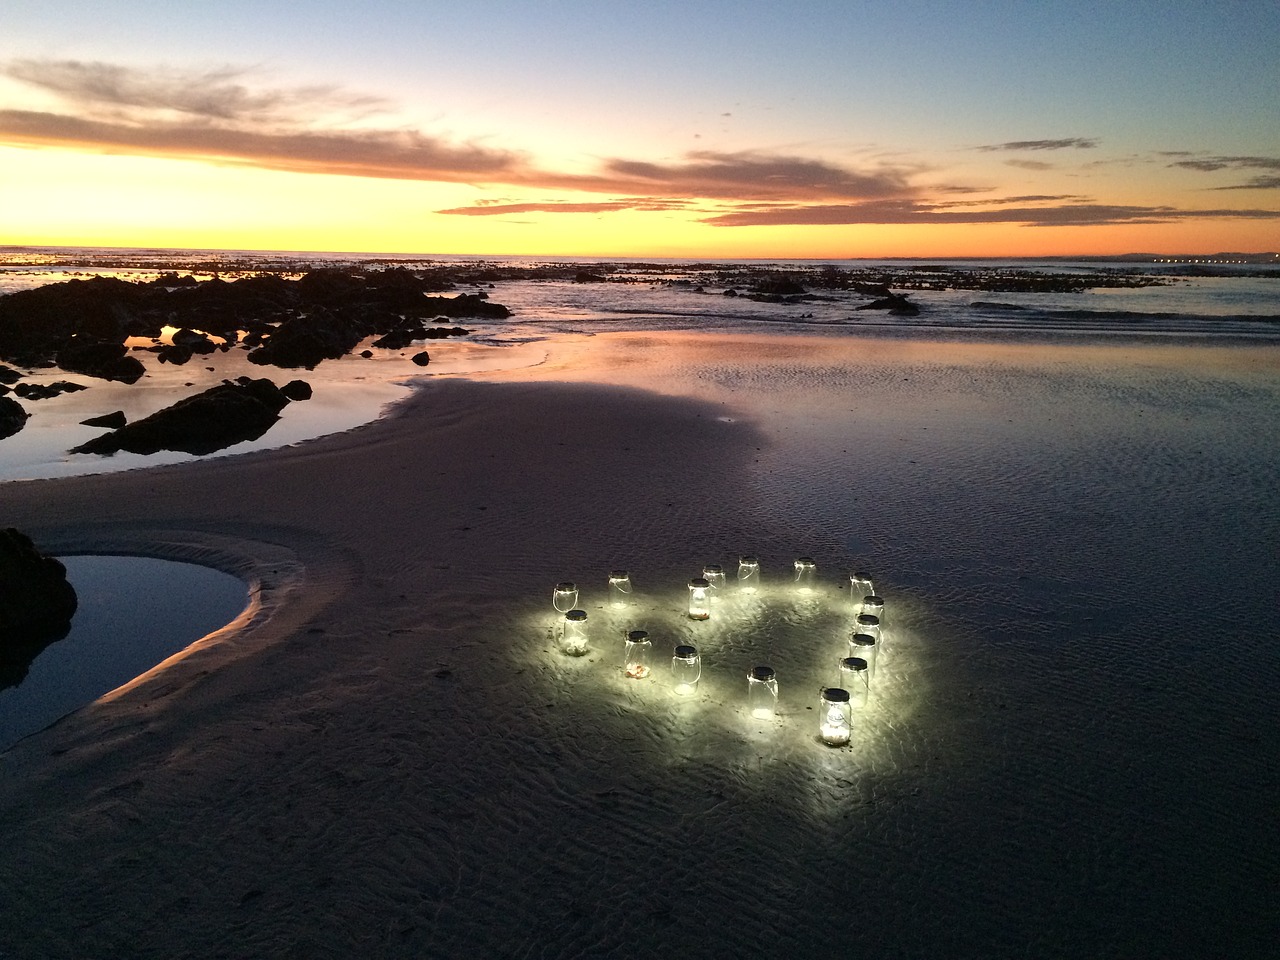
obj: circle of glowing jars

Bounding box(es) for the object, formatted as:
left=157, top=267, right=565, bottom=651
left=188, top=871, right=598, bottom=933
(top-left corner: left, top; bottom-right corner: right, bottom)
left=702, top=564, right=726, bottom=600
left=671, top=643, right=701, bottom=695
left=608, top=570, right=633, bottom=607
left=688, top=577, right=712, bottom=621
left=861, top=595, right=885, bottom=623
left=839, top=656, right=870, bottom=708
left=737, top=555, right=760, bottom=593
left=849, top=632, right=878, bottom=679
left=553, top=581, right=579, bottom=614
left=561, top=609, right=589, bottom=656
left=819, top=688, right=853, bottom=746
left=848, top=572, right=874, bottom=610
left=747, top=664, right=779, bottom=719
left=793, top=557, right=817, bottom=592
left=623, top=629, right=652, bottom=679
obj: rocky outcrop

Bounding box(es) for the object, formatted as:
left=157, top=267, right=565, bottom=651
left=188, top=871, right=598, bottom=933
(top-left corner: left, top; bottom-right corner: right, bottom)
left=855, top=292, right=920, bottom=316
left=0, top=395, right=28, bottom=440
left=55, top=335, right=146, bottom=383
left=71, top=377, right=294, bottom=456
left=81, top=410, right=127, bottom=429
left=245, top=308, right=369, bottom=370
left=0, top=528, right=78, bottom=690
left=0, top=268, right=494, bottom=375
left=13, top=381, right=87, bottom=401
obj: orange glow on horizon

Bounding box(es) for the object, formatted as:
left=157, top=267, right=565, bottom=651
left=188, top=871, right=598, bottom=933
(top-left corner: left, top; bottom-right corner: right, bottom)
left=0, top=146, right=1274, bottom=260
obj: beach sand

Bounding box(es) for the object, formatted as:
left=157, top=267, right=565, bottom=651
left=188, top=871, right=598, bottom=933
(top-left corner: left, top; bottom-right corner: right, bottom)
left=2, top=331, right=1277, bottom=958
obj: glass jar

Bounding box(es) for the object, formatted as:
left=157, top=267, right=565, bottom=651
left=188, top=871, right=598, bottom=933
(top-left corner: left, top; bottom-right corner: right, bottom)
left=737, top=555, right=760, bottom=593
left=608, top=570, right=633, bottom=607
left=848, top=572, right=874, bottom=610
left=854, top=613, right=881, bottom=643
left=838, top=656, right=870, bottom=708
left=688, top=577, right=711, bottom=620
left=793, top=557, right=817, bottom=592
left=553, top=581, right=579, bottom=614
left=849, top=632, right=878, bottom=680
left=819, top=688, right=852, bottom=745
left=561, top=609, right=588, bottom=656
left=747, top=664, right=778, bottom=719
left=623, top=629, right=652, bottom=679
left=861, top=594, right=885, bottom=623
left=702, top=564, right=726, bottom=600
left=671, top=643, right=701, bottom=695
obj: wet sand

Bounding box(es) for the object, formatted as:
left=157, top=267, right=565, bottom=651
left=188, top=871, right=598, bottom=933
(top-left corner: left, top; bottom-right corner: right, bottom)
left=2, top=331, right=1277, bottom=958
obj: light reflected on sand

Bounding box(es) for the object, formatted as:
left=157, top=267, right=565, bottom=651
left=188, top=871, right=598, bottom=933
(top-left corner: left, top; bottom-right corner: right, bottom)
left=509, top=567, right=928, bottom=815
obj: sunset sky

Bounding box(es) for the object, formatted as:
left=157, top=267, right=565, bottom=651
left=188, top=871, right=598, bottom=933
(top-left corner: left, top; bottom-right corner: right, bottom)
left=2, top=0, right=1278, bottom=258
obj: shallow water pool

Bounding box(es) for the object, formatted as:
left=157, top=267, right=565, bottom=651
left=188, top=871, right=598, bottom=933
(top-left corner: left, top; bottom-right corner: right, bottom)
left=0, top=555, right=248, bottom=749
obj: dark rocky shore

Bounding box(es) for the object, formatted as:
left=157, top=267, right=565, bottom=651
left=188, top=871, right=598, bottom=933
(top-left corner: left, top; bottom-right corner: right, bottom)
left=0, top=267, right=509, bottom=452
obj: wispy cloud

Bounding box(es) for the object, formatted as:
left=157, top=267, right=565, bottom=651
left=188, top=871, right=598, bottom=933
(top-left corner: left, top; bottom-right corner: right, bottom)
left=978, top=138, right=1100, bottom=152
left=699, top=199, right=1280, bottom=227
left=0, top=59, right=917, bottom=203
left=2, top=58, right=390, bottom=124
left=437, top=198, right=695, bottom=216
left=0, top=109, right=525, bottom=181
left=1168, top=155, right=1280, bottom=190
left=1169, top=155, right=1280, bottom=173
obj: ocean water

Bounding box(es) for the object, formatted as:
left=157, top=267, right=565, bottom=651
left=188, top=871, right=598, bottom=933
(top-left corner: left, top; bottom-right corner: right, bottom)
left=1, top=246, right=1277, bottom=482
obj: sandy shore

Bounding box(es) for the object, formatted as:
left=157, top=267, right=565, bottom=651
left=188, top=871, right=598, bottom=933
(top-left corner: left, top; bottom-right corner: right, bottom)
left=2, top=331, right=1277, bottom=958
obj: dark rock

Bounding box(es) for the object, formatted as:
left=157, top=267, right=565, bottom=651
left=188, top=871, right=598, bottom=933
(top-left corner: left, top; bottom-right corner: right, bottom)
left=372, top=327, right=422, bottom=350
left=0, top=528, right=77, bottom=689
left=171, top=328, right=217, bottom=353
left=422, top=326, right=470, bottom=339
left=0, top=276, right=148, bottom=364
left=246, top=307, right=369, bottom=369
left=70, top=377, right=292, bottom=456
left=0, top=395, right=28, bottom=440
left=0, top=365, right=20, bottom=385
left=722, top=288, right=738, bottom=297
left=856, top=292, right=920, bottom=315
left=281, top=379, right=312, bottom=401
left=751, top=278, right=807, bottom=296
left=411, top=352, right=431, bottom=366
left=55, top=336, right=146, bottom=383
left=360, top=350, right=373, bottom=359
left=156, top=344, right=194, bottom=365
left=14, top=381, right=87, bottom=401
left=1, top=268, right=510, bottom=373
left=574, top=271, right=606, bottom=283
left=421, top=293, right=511, bottom=319
left=81, top=410, right=128, bottom=429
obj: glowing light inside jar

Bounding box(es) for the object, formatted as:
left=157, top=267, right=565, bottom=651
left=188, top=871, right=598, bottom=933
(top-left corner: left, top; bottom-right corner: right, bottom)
left=561, top=609, right=589, bottom=656
left=819, top=687, right=852, bottom=745
left=671, top=643, right=701, bottom=695
left=747, top=664, right=778, bottom=719
left=623, top=629, right=652, bottom=679
left=553, top=581, right=579, bottom=614
left=688, top=577, right=711, bottom=620
left=737, top=555, right=760, bottom=593
left=793, top=556, right=817, bottom=592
